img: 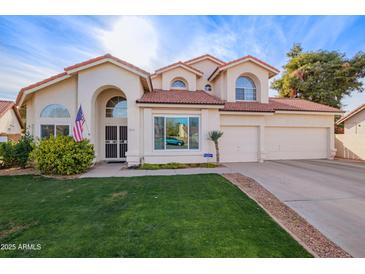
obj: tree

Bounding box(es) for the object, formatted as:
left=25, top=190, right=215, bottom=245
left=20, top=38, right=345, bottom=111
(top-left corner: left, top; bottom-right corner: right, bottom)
left=272, top=43, right=365, bottom=108
left=208, top=130, right=224, bottom=164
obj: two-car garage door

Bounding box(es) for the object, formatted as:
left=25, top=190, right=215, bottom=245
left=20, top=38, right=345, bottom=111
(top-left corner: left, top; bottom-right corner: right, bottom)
left=264, top=127, right=328, bottom=160
left=220, top=126, right=328, bottom=162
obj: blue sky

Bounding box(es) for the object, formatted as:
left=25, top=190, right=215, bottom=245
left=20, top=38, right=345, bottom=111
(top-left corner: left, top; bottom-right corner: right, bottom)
left=0, top=15, right=364, bottom=111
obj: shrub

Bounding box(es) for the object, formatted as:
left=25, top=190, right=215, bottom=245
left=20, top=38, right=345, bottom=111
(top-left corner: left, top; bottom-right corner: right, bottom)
left=31, top=135, right=95, bottom=175
left=0, top=133, right=34, bottom=168
left=14, top=132, right=34, bottom=168
left=0, top=141, right=17, bottom=168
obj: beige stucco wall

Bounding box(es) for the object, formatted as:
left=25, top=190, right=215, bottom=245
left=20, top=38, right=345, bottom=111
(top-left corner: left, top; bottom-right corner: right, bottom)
left=151, top=74, right=162, bottom=90
left=0, top=108, right=22, bottom=134
left=226, top=61, right=269, bottom=103
left=161, top=67, right=197, bottom=91
left=336, top=134, right=365, bottom=160
left=189, top=59, right=218, bottom=91
left=77, top=62, right=144, bottom=165
left=335, top=111, right=365, bottom=160
left=25, top=76, right=77, bottom=138
left=344, top=110, right=365, bottom=135
left=220, top=112, right=335, bottom=162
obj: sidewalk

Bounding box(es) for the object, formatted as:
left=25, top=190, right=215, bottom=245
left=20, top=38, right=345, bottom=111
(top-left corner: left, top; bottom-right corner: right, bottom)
left=80, top=162, right=234, bottom=178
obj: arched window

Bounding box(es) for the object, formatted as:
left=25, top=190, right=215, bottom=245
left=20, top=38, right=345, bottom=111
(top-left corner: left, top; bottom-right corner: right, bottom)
left=106, top=96, right=127, bottom=118
left=204, top=84, right=212, bottom=92
left=235, top=76, right=256, bottom=101
left=40, top=104, right=70, bottom=118
left=171, top=79, right=187, bottom=89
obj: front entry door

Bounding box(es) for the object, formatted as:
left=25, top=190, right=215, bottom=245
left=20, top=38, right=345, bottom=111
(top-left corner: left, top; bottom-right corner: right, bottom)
left=105, top=125, right=127, bottom=161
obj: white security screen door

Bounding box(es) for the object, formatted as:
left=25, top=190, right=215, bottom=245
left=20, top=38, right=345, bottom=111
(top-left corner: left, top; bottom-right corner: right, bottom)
left=105, top=125, right=127, bottom=160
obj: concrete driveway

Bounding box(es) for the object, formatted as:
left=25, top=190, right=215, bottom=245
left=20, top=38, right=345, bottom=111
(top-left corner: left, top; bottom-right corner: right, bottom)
left=224, top=159, right=365, bottom=257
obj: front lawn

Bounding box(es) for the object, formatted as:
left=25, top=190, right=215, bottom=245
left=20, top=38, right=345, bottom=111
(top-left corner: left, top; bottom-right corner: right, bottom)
left=0, top=174, right=311, bottom=258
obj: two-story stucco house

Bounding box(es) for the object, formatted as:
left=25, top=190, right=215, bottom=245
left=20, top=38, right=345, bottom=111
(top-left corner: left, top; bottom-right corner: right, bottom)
left=16, top=53, right=342, bottom=166
left=336, top=104, right=365, bottom=160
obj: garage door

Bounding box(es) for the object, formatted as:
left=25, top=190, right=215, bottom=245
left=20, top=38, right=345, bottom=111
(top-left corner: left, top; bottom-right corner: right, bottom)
left=220, top=126, right=258, bottom=162
left=265, top=127, right=328, bottom=160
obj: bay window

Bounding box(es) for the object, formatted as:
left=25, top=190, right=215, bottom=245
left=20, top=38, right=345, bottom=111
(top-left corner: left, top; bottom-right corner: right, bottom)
left=154, top=116, right=200, bottom=150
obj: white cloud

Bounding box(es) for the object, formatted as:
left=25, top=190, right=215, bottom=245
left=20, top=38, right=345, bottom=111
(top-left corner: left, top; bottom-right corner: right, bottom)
left=97, top=16, right=159, bottom=71
left=0, top=54, right=59, bottom=100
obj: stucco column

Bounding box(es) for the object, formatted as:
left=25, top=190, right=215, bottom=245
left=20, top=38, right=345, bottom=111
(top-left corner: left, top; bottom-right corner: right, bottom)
left=143, top=108, right=152, bottom=161
left=329, top=125, right=336, bottom=159
left=258, top=125, right=265, bottom=163
left=201, top=109, right=209, bottom=153
left=125, top=101, right=141, bottom=167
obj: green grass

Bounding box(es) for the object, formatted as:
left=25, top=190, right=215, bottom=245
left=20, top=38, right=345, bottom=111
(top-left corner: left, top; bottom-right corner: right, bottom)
left=139, top=162, right=218, bottom=170
left=0, top=174, right=311, bottom=258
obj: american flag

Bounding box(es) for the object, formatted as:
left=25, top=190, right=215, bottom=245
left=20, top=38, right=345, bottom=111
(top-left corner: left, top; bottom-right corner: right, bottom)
left=73, top=106, right=85, bottom=142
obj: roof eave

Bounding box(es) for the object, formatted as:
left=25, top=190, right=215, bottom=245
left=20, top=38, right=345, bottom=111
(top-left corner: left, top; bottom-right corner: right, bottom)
left=154, top=63, right=204, bottom=77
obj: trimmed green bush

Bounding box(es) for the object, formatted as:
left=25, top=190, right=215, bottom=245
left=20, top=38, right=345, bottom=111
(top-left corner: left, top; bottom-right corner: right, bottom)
left=31, top=135, right=95, bottom=175
left=14, top=132, right=34, bottom=168
left=0, top=141, right=17, bottom=168
left=0, top=133, right=34, bottom=168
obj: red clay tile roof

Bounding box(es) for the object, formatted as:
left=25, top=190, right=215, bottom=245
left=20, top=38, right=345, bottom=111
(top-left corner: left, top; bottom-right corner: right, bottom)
left=269, top=98, right=343, bottom=113
left=223, top=101, right=275, bottom=112
left=16, top=54, right=150, bottom=105
left=136, top=90, right=224, bottom=105
left=0, top=100, right=15, bottom=118
left=220, top=55, right=280, bottom=73
left=336, top=103, right=365, bottom=124
left=0, top=100, right=24, bottom=128
left=64, top=53, right=150, bottom=75
left=154, top=61, right=204, bottom=75
left=184, top=54, right=225, bottom=65
left=16, top=71, right=68, bottom=105
left=137, top=91, right=343, bottom=112
left=208, top=55, right=280, bottom=81
left=222, top=98, right=342, bottom=113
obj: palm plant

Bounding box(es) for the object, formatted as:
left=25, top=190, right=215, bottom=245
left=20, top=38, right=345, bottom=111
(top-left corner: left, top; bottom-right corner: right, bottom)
left=208, top=130, right=224, bottom=164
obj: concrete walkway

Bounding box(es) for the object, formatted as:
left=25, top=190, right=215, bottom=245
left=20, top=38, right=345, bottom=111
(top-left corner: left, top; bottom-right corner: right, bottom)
left=80, top=162, right=233, bottom=178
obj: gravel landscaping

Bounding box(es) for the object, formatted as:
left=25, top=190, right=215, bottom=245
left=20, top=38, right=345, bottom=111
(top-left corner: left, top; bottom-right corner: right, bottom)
left=223, top=173, right=351, bottom=258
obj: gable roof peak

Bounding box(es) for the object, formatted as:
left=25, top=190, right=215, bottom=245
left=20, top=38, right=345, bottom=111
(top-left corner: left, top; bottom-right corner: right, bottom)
left=153, top=61, right=204, bottom=76
left=184, top=54, right=225, bottom=65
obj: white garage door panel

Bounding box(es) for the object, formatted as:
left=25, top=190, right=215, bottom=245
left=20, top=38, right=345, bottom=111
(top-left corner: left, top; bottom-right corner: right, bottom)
left=265, top=127, right=328, bottom=160
left=220, top=126, right=258, bottom=162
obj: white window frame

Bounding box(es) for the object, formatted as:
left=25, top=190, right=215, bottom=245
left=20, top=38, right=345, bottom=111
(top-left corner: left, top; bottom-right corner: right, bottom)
left=170, top=79, right=188, bottom=90
left=153, top=114, right=201, bottom=152
left=235, top=76, right=257, bottom=102
left=40, top=123, right=71, bottom=138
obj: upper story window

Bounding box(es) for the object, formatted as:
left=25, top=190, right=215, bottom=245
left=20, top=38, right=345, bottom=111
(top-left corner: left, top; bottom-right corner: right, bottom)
left=235, top=76, right=256, bottom=101
left=40, top=104, right=70, bottom=118
left=106, top=96, right=127, bottom=118
left=171, top=79, right=187, bottom=89
left=204, top=84, right=212, bottom=92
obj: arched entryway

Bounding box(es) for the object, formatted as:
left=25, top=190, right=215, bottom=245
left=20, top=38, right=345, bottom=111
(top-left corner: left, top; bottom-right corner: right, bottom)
left=93, top=87, right=128, bottom=162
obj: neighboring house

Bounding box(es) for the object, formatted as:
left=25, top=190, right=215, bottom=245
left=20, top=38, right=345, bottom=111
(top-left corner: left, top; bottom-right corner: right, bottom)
left=336, top=104, right=365, bottom=160
left=0, top=100, right=23, bottom=142
left=16, top=53, right=342, bottom=166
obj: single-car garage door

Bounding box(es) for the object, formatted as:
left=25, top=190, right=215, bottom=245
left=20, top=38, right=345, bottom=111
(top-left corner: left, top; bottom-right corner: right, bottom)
left=265, top=127, right=328, bottom=160
left=220, top=126, right=258, bottom=162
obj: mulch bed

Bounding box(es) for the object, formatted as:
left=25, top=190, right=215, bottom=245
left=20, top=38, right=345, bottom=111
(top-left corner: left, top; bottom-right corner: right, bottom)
left=0, top=167, right=36, bottom=176
left=223, top=173, right=352, bottom=258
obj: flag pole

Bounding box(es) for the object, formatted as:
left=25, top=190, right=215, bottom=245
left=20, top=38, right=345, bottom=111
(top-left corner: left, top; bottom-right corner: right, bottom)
left=80, top=105, right=91, bottom=137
